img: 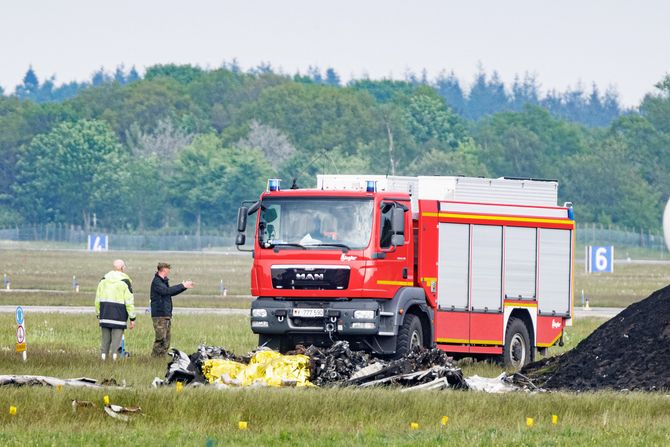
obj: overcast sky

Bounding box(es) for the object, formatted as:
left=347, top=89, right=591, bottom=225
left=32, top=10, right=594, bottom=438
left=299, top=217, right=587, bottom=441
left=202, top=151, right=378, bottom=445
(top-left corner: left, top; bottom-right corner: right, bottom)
left=1, top=0, right=668, bottom=106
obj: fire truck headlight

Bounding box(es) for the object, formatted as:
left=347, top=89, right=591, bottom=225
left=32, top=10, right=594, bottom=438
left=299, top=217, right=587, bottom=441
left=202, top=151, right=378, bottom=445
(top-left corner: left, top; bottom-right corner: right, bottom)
left=351, top=322, right=376, bottom=329
left=251, top=321, right=269, bottom=328
left=353, top=310, right=375, bottom=320
left=252, top=309, right=268, bottom=318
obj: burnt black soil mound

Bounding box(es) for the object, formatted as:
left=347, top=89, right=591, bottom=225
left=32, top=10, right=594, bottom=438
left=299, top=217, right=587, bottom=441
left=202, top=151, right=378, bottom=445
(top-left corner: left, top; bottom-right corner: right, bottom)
left=521, top=284, right=670, bottom=391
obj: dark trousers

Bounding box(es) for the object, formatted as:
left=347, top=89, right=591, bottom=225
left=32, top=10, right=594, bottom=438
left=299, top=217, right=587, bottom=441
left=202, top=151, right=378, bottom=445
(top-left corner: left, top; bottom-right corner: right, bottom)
left=152, top=317, right=172, bottom=357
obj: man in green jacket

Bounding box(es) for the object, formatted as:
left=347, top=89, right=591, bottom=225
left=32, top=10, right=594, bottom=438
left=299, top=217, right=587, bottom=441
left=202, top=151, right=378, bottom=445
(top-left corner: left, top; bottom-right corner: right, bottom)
left=95, top=259, right=136, bottom=361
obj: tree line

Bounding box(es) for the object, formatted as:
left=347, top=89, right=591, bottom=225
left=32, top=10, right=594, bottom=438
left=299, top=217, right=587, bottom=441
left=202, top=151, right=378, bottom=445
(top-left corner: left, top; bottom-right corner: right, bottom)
left=7, top=64, right=624, bottom=127
left=0, top=63, right=668, bottom=233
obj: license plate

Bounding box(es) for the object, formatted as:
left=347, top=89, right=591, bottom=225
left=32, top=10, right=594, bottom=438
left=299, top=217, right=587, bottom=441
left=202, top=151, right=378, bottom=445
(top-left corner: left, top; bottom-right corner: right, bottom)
left=292, top=308, right=324, bottom=318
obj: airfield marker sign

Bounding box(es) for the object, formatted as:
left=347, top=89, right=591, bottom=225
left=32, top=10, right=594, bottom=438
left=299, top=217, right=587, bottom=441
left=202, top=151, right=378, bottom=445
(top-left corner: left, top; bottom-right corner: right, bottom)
left=586, top=245, right=614, bottom=273
left=16, top=325, right=25, bottom=343
left=15, top=306, right=24, bottom=325
left=87, top=234, right=109, bottom=252
left=15, top=306, right=27, bottom=360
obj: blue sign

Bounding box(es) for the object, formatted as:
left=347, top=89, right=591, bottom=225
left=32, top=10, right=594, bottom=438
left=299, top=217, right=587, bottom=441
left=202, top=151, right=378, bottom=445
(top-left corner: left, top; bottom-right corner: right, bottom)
left=587, top=246, right=614, bottom=273
left=15, top=306, right=24, bottom=325
left=87, top=234, right=109, bottom=252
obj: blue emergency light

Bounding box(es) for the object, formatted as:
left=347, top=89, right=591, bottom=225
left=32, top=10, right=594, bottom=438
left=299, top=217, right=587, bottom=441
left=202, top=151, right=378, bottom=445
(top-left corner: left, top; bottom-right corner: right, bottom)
left=366, top=180, right=376, bottom=192
left=268, top=179, right=281, bottom=192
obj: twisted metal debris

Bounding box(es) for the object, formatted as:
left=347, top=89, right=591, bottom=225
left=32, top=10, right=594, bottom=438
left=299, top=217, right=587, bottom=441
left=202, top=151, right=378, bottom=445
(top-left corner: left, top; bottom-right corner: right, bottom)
left=301, top=341, right=468, bottom=389
left=163, top=341, right=468, bottom=390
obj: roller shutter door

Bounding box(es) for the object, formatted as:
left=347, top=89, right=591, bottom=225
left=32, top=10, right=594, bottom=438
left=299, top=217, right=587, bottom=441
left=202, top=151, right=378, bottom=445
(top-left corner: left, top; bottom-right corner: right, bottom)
left=437, top=223, right=470, bottom=310
left=504, top=227, right=537, bottom=299
left=538, top=229, right=571, bottom=315
left=471, top=225, right=503, bottom=312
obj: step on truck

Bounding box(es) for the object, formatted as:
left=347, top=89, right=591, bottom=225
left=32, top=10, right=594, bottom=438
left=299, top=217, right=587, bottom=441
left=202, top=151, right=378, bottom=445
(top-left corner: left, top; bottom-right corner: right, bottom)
left=236, top=175, right=575, bottom=369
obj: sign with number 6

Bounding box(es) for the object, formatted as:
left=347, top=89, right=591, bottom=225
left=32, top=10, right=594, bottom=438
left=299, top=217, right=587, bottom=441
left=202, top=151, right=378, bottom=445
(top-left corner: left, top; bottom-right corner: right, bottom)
left=586, top=245, right=614, bottom=273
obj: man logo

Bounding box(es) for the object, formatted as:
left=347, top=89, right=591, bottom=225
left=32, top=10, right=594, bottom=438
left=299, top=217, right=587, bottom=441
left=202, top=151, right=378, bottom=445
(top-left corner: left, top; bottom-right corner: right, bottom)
left=296, top=273, right=324, bottom=281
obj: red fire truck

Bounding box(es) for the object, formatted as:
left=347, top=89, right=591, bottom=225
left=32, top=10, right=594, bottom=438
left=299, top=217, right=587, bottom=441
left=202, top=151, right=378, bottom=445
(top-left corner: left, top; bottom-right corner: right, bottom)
left=236, top=175, right=574, bottom=369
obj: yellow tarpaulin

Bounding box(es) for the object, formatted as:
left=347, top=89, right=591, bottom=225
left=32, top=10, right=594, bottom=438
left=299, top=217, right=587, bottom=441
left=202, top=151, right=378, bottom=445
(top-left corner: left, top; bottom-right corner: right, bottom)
left=202, top=351, right=312, bottom=387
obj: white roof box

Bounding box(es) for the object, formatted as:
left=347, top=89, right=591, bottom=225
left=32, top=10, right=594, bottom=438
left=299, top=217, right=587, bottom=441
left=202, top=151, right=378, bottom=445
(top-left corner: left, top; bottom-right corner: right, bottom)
left=317, top=174, right=559, bottom=209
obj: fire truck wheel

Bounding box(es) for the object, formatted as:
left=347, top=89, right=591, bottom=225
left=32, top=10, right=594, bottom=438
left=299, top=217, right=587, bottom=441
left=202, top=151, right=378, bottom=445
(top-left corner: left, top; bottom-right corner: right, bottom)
left=395, top=314, right=424, bottom=358
left=503, top=318, right=531, bottom=370
left=259, top=335, right=293, bottom=353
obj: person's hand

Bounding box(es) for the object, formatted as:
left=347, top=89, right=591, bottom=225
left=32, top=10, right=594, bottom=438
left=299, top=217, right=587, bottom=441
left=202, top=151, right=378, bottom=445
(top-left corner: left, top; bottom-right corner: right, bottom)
left=129, top=320, right=136, bottom=330
left=183, top=280, right=194, bottom=288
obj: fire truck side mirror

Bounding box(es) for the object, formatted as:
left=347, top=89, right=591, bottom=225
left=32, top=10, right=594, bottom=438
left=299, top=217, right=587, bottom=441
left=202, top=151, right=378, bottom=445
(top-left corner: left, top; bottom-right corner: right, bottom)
left=391, top=206, right=405, bottom=247
left=235, top=233, right=246, bottom=246
left=391, top=234, right=404, bottom=247
left=391, top=207, right=405, bottom=234
left=237, top=207, right=249, bottom=233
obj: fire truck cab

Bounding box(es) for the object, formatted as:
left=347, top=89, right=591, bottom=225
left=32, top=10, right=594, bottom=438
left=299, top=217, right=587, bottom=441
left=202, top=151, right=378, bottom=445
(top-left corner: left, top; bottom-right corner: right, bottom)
left=236, top=175, right=574, bottom=369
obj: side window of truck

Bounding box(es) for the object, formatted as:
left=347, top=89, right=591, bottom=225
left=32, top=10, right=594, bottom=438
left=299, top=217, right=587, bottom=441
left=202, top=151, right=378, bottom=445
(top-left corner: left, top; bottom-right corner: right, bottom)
left=379, top=204, right=393, bottom=248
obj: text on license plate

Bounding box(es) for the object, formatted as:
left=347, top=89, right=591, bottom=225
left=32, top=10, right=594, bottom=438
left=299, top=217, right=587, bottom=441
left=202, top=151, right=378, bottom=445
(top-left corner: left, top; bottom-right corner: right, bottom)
left=292, top=308, right=324, bottom=318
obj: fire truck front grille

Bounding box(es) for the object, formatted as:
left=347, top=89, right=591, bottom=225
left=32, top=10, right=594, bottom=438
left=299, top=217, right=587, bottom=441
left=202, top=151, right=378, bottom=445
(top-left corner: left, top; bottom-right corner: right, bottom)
left=271, top=265, right=350, bottom=290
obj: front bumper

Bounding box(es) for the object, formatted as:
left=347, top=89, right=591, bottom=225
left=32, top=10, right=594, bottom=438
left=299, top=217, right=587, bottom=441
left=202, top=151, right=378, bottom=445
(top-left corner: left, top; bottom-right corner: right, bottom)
left=250, top=297, right=393, bottom=337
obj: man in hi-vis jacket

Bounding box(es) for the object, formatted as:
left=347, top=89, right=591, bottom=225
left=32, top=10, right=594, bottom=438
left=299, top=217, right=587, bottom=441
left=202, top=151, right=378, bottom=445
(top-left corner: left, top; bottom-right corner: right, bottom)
left=95, top=259, right=136, bottom=360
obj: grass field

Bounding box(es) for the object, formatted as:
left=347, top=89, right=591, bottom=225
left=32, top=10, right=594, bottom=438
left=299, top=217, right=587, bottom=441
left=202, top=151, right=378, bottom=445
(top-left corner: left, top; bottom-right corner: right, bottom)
left=0, top=290, right=253, bottom=309
left=575, top=262, right=670, bottom=307
left=1, top=247, right=669, bottom=445
left=0, top=249, right=253, bottom=308
left=1, top=249, right=670, bottom=309
left=1, top=314, right=669, bottom=446
left=0, top=312, right=605, bottom=383
left=0, top=249, right=252, bottom=295
left=3, top=384, right=670, bottom=446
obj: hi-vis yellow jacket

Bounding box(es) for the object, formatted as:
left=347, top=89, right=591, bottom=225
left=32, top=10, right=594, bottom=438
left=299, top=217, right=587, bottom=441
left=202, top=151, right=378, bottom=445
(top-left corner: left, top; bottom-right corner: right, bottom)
left=95, top=271, right=136, bottom=329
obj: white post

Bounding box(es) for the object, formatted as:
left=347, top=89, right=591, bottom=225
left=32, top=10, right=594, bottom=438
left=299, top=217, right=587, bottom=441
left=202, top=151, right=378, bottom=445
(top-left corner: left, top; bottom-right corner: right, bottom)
left=585, top=246, right=588, bottom=273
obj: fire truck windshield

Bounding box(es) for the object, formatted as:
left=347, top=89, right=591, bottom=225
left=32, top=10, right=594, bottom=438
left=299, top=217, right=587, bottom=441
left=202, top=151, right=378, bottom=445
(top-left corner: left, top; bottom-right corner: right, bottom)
left=258, top=198, right=374, bottom=250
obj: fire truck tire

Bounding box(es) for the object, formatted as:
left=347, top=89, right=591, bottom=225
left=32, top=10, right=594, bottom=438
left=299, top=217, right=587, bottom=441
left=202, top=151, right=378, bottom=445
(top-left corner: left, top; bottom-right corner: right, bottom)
left=259, top=335, right=293, bottom=353
left=395, top=314, right=423, bottom=358
left=503, top=318, right=531, bottom=370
